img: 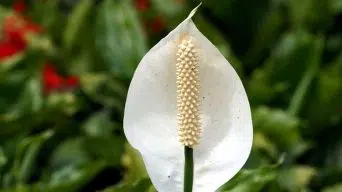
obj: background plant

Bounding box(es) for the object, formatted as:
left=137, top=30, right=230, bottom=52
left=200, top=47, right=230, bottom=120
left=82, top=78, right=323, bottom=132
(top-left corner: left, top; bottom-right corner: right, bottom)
left=0, top=0, right=341, bottom=191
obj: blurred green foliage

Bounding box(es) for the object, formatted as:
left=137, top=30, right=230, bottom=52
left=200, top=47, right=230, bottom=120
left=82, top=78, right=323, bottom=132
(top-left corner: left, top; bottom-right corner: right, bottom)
left=0, top=0, right=341, bottom=191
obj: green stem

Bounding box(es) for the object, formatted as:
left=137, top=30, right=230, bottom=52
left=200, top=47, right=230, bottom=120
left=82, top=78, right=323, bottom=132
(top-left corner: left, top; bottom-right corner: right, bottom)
left=287, top=61, right=318, bottom=116
left=184, top=146, right=194, bottom=192
left=287, top=37, right=323, bottom=116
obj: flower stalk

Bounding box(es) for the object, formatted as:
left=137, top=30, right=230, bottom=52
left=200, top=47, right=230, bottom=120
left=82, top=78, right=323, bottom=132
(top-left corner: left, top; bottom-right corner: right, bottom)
left=184, top=146, right=194, bottom=192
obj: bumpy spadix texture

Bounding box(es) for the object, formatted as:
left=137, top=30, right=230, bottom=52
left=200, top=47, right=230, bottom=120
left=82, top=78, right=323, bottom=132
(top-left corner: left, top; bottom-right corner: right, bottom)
left=176, top=37, right=201, bottom=147
left=124, top=6, right=253, bottom=192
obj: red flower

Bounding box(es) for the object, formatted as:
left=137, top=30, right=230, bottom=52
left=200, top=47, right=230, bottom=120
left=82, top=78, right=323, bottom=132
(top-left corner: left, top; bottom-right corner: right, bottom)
left=150, top=16, right=166, bottom=33
left=3, top=15, right=41, bottom=46
left=135, top=0, right=149, bottom=11
left=43, top=64, right=64, bottom=94
left=42, top=64, right=80, bottom=95
left=12, top=1, right=26, bottom=13
left=0, top=41, right=23, bottom=59
left=0, top=1, right=43, bottom=61
left=65, top=76, right=79, bottom=88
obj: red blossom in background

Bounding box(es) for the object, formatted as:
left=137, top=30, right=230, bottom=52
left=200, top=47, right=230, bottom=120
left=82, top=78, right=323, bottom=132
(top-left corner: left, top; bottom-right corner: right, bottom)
left=43, top=64, right=64, bottom=94
left=150, top=16, right=166, bottom=33
left=135, top=0, right=149, bottom=11
left=65, top=76, right=80, bottom=87
left=0, top=2, right=79, bottom=95
left=43, top=64, right=80, bottom=95
left=133, top=0, right=167, bottom=34
left=0, top=41, right=23, bottom=59
left=0, top=1, right=41, bottom=60
left=12, top=0, right=26, bottom=13
left=3, top=15, right=42, bottom=47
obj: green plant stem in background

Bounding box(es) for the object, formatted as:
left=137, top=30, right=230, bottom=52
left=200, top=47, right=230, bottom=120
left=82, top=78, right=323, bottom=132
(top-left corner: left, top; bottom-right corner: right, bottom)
left=287, top=38, right=323, bottom=116
left=184, top=146, right=194, bottom=192
left=287, top=62, right=318, bottom=116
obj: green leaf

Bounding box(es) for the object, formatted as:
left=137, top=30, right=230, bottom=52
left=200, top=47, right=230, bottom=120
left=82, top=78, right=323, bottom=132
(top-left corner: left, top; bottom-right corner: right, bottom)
left=95, top=0, right=147, bottom=78
left=80, top=73, right=127, bottom=112
left=247, top=69, right=287, bottom=105
left=324, top=139, right=342, bottom=170
left=193, top=15, right=243, bottom=76
left=287, top=36, right=324, bottom=116
left=67, top=45, right=94, bottom=74
left=49, top=138, right=89, bottom=170
left=121, top=143, right=148, bottom=184
left=0, top=147, right=7, bottom=179
left=218, top=162, right=281, bottom=192
left=82, top=111, right=118, bottom=137
left=0, top=76, right=43, bottom=122
left=248, top=31, right=323, bottom=107
left=203, top=0, right=271, bottom=56
left=45, top=92, right=80, bottom=116
left=83, top=135, right=124, bottom=166
left=330, top=0, right=342, bottom=14
left=4, top=130, right=54, bottom=186
left=277, top=166, right=317, bottom=191
left=0, top=53, right=25, bottom=73
left=46, top=138, right=108, bottom=192
left=252, top=106, right=309, bottom=156
left=306, top=55, right=342, bottom=127
left=63, top=0, right=93, bottom=52
left=132, top=179, right=155, bottom=192
left=54, top=115, right=125, bottom=166
left=17, top=131, right=54, bottom=184
left=0, top=5, right=11, bottom=23
left=0, top=161, right=106, bottom=192
left=289, top=0, right=332, bottom=30
left=44, top=161, right=106, bottom=192
left=253, top=132, right=278, bottom=160
left=26, top=34, right=56, bottom=57
left=265, top=31, right=321, bottom=89
left=150, top=0, right=185, bottom=19
left=244, top=9, right=285, bottom=67
left=323, top=183, right=342, bottom=192
left=30, top=0, right=63, bottom=34
left=103, top=178, right=154, bottom=192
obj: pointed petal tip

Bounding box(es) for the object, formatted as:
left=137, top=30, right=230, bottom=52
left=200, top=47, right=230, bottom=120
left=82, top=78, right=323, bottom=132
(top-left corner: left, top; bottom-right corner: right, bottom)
left=186, top=2, right=202, bottom=20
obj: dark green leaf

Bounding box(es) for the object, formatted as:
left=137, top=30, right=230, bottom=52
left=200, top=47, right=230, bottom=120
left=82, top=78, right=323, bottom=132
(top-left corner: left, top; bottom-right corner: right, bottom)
left=121, top=143, right=148, bottom=184
left=323, top=183, right=342, bottom=192
left=0, top=76, right=43, bottom=122
left=330, top=0, right=342, bottom=14
left=252, top=106, right=306, bottom=153
left=218, top=162, right=281, bottom=192
left=83, top=135, right=124, bottom=166
left=103, top=178, right=153, bottom=192
left=82, top=111, right=118, bottom=137
left=63, top=0, right=93, bottom=52
left=276, top=166, right=317, bottom=191
left=289, top=0, right=333, bottom=30
left=95, top=0, right=147, bottom=77
left=80, top=73, right=127, bottom=111
left=306, top=55, right=342, bottom=127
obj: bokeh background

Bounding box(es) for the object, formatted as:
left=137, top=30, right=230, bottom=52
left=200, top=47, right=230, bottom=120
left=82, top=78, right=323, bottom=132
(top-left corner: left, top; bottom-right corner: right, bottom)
left=0, top=0, right=341, bottom=191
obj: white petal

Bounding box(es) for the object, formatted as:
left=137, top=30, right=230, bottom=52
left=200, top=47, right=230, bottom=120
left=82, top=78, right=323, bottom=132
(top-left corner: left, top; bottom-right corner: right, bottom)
left=124, top=6, right=252, bottom=192
left=189, top=23, right=253, bottom=192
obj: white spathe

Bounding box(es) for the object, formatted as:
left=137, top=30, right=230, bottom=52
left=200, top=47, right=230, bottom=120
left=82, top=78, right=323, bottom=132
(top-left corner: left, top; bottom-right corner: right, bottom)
left=123, top=6, right=253, bottom=192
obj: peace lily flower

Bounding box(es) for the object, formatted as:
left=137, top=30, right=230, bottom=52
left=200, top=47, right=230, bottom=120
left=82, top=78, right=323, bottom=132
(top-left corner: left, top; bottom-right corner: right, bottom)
left=124, top=5, right=253, bottom=192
